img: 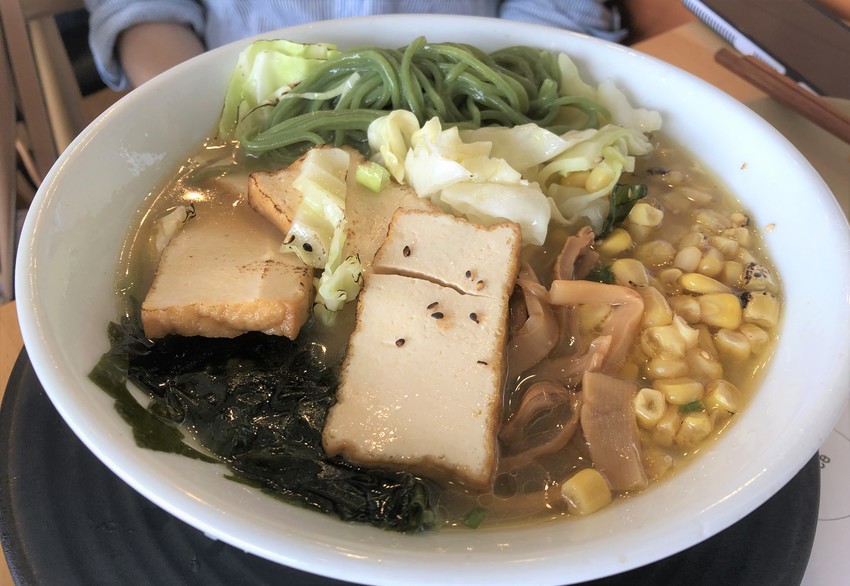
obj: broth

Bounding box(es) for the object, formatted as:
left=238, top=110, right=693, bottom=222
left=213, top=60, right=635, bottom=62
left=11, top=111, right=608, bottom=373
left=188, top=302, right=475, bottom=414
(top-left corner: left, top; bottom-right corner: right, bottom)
left=108, top=130, right=780, bottom=529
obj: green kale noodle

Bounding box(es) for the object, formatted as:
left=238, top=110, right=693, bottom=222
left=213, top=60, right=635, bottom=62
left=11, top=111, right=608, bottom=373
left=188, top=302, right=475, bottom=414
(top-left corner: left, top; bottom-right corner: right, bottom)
left=241, top=37, right=609, bottom=163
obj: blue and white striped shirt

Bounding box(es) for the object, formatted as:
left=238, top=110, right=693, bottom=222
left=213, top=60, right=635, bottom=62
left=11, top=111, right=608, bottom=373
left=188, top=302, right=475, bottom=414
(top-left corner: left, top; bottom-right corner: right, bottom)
left=85, top=0, right=626, bottom=90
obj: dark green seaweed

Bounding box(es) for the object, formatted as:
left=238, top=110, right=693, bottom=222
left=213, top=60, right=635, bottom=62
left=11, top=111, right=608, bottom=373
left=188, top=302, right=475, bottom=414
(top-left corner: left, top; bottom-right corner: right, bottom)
left=90, top=304, right=438, bottom=532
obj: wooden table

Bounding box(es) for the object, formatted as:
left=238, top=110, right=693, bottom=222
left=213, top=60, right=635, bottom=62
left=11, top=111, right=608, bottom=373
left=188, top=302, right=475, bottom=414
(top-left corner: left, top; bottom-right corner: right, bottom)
left=0, top=21, right=766, bottom=585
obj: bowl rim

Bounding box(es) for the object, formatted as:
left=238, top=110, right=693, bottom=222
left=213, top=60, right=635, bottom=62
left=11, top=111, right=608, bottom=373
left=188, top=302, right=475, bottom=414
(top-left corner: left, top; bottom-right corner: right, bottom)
left=14, top=14, right=850, bottom=586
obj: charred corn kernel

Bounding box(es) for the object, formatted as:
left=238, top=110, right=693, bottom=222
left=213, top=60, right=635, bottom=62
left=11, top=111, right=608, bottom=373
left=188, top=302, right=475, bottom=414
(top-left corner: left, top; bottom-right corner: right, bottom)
left=598, top=228, right=633, bottom=256
left=739, top=323, right=770, bottom=354
left=679, top=231, right=709, bottom=250
left=718, top=260, right=744, bottom=287
left=697, top=293, right=743, bottom=329
left=743, top=262, right=779, bottom=293
left=695, top=209, right=733, bottom=232
left=742, top=291, right=780, bottom=328
left=704, top=379, right=740, bottom=413
left=714, top=328, right=751, bottom=361
left=653, top=405, right=683, bottom=447
left=709, top=235, right=739, bottom=258
left=628, top=202, right=664, bottom=227
left=673, top=246, right=702, bottom=272
left=686, top=347, right=724, bottom=384
left=635, top=240, right=676, bottom=267
left=560, top=170, right=590, bottom=187
left=634, top=387, right=667, bottom=428
left=611, top=258, right=649, bottom=287
left=561, top=468, right=612, bottom=515
left=655, top=377, right=704, bottom=405
left=676, top=412, right=713, bottom=447
left=645, top=358, right=689, bottom=380
left=658, top=268, right=684, bottom=294
left=669, top=295, right=701, bottom=323
left=585, top=166, right=613, bottom=193
left=641, top=287, right=673, bottom=327
left=641, top=316, right=699, bottom=359
left=697, top=247, right=724, bottom=277
left=730, top=212, right=749, bottom=228
left=680, top=273, right=731, bottom=295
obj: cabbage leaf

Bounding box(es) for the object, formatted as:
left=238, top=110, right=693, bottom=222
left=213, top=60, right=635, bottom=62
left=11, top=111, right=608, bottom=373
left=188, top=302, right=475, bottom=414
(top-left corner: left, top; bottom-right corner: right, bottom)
left=218, top=40, right=339, bottom=140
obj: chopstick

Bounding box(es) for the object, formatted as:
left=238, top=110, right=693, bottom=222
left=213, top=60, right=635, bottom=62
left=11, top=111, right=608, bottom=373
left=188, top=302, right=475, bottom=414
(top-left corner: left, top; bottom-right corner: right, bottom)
left=715, top=47, right=850, bottom=145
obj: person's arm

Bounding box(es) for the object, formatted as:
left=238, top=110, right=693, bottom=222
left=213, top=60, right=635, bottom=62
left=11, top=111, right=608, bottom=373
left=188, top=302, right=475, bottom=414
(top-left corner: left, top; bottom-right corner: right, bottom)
left=620, top=0, right=695, bottom=44
left=118, top=22, right=205, bottom=88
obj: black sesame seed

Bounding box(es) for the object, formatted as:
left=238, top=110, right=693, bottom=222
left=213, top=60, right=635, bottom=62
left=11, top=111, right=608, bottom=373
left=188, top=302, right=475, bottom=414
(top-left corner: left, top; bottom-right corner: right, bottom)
left=477, top=360, right=488, bottom=365
left=302, top=242, right=313, bottom=252
left=469, top=312, right=479, bottom=323
left=283, top=234, right=295, bottom=245
left=396, top=338, right=405, bottom=347
left=403, top=245, right=411, bottom=257
left=430, top=312, right=444, bottom=319
left=465, top=270, right=472, bottom=279
left=427, top=301, right=438, bottom=310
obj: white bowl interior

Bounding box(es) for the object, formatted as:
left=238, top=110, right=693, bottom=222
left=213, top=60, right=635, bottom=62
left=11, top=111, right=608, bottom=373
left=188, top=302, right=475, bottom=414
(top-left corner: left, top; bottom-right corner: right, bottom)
left=15, top=15, right=850, bottom=586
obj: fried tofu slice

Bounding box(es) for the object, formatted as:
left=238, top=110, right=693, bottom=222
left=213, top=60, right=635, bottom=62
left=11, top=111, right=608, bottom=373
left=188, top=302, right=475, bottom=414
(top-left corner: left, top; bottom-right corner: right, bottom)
left=323, top=210, right=522, bottom=489
left=141, top=205, right=313, bottom=339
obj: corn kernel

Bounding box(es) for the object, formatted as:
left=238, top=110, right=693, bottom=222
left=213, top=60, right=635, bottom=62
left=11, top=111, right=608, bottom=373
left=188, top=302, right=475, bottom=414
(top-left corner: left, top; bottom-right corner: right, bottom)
left=697, top=293, right=743, bottom=329
left=634, top=387, right=667, bottom=428
left=679, top=273, right=731, bottom=295
left=697, top=247, right=724, bottom=277
left=679, top=187, right=713, bottom=205
left=739, top=323, right=770, bottom=354
left=673, top=246, right=702, bottom=273
left=742, top=291, right=781, bottom=328
left=611, top=258, right=649, bottom=287
left=679, top=231, right=709, bottom=250
left=718, top=260, right=744, bottom=287
left=586, top=166, right=613, bottom=192
left=597, top=228, right=633, bottom=256
left=709, top=235, right=739, bottom=258
left=724, top=225, right=752, bottom=248
left=560, top=170, right=591, bottom=187
left=704, top=379, right=740, bottom=413
left=653, top=405, right=683, bottom=447
left=669, top=295, right=701, bottom=323
left=695, top=209, right=733, bottom=231
left=730, top=212, right=749, bottom=228
left=627, top=224, right=654, bottom=244
left=655, top=377, right=704, bottom=405
left=641, top=316, right=698, bottom=359
left=714, top=328, right=751, bottom=361
left=676, top=412, right=713, bottom=448
left=561, top=468, right=612, bottom=515
left=635, top=240, right=676, bottom=267
left=658, top=268, right=684, bottom=294
left=645, top=358, right=689, bottom=380
left=641, top=287, right=673, bottom=327
left=686, top=347, right=724, bottom=384
left=628, top=202, right=664, bottom=227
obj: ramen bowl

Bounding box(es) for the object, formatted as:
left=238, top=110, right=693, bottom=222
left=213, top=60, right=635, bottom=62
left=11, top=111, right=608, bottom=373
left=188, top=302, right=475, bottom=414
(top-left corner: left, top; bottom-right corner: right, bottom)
left=15, top=15, right=850, bottom=585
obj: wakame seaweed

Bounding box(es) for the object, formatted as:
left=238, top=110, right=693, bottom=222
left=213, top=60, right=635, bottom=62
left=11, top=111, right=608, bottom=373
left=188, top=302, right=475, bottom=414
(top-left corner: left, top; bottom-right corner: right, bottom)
left=90, top=305, right=438, bottom=532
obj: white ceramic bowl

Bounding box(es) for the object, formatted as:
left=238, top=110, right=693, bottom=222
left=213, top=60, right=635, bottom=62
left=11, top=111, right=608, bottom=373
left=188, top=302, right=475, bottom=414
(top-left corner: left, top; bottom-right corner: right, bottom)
left=15, top=15, right=850, bottom=586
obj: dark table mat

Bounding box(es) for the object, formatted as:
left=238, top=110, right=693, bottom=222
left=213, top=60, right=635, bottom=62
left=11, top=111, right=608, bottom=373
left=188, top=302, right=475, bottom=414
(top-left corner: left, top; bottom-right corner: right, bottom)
left=0, top=349, right=820, bottom=585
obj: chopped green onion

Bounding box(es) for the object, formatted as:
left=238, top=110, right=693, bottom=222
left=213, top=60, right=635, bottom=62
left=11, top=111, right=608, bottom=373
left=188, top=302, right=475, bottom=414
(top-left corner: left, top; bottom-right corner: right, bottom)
left=585, top=263, right=614, bottom=284
left=463, top=506, right=487, bottom=529
left=356, top=161, right=391, bottom=192
left=679, top=400, right=704, bottom=413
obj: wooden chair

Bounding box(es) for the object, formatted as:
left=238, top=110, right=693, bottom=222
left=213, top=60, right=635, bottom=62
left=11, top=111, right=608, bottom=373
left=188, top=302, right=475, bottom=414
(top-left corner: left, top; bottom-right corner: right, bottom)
left=0, top=0, right=86, bottom=303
